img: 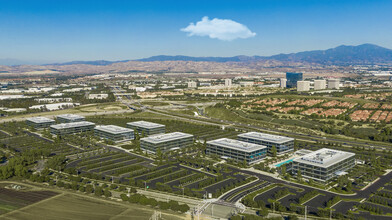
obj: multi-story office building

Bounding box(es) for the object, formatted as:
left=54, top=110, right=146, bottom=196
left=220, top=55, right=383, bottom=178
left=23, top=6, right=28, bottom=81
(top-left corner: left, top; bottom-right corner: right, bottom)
left=56, top=114, right=85, bottom=123
left=280, top=78, right=287, bottom=88
left=26, top=117, right=55, bottom=129
left=50, top=121, right=95, bottom=135
left=206, top=138, right=267, bottom=165
left=238, top=132, right=294, bottom=154
left=94, top=125, right=134, bottom=142
left=126, top=121, right=165, bottom=136
left=225, top=79, right=232, bottom=87
left=286, top=72, right=303, bottom=88
left=328, top=78, right=340, bottom=89
left=314, top=79, right=327, bottom=90
left=292, top=148, right=355, bottom=182
left=297, top=81, right=310, bottom=91
left=188, top=81, right=197, bottom=88
left=140, top=132, right=193, bottom=153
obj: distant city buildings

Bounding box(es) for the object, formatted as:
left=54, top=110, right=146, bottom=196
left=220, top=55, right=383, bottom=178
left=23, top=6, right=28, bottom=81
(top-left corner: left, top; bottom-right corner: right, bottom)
left=126, top=121, right=166, bottom=136
left=187, top=81, right=197, bottom=88
left=280, top=78, right=287, bottom=88
left=140, top=132, right=194, bottom=153
left=224, top=78, right=232, bottom=87
left=314, top=79, right=327, bottom=90
left=286, top=72, right=303, bottom=88
left=206, top=138, right=267, bottom=165
left=297, top=81, right=310, bottom=91
left=328, top=78, right=340, bottom=89
left=88, top=94, right=108, bottom=99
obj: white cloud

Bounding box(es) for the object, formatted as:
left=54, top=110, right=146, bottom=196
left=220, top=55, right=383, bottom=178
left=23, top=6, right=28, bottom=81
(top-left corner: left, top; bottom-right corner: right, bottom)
left=181, top=16, right=256, bottom=41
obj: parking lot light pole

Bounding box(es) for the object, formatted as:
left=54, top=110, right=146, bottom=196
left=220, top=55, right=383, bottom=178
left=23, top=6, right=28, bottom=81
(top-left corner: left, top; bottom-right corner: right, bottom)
left=305, top=205, right=307, bottom=220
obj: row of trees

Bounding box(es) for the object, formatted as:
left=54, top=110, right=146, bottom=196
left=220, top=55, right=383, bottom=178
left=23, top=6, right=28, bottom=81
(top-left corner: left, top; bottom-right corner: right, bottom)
left=120, top=193, right=189, bottom=213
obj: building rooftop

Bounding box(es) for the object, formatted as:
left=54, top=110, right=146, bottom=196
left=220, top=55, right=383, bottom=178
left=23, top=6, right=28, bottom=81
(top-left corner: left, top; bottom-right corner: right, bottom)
left=207, top=138, right=267, bottom=153
left=127, top=121, right=165, bottom=129
left=95, top=125, right=133, bottom=134
left=238, top=132, right=294, bottom=144
left=26, top=117, right=55, bottom=124
left=293, top=148, right=355, bottom=168
left=57, top=114, right=85, bottom=121
left=51, top=121, right=95, bottom=129
left=141, top=132, right=193, bottom=144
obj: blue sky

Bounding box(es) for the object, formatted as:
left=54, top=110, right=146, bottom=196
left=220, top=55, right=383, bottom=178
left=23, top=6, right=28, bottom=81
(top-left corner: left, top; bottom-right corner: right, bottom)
left=0, top=0, right=391, bottom=63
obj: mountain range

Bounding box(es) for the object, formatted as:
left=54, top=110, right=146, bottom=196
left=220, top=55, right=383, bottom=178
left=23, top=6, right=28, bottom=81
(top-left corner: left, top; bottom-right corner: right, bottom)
left=1, top=44, right=392, bottom=66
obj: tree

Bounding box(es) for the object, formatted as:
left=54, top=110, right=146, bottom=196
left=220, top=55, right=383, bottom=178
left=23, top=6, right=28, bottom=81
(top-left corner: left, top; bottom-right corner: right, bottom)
left=120, top=194, right=129, bottom=201
left=104, top=189, right=112, bottom=198
left=271, top=146, right=277, bottom=157
left=297, top=170, right=302, bottom=182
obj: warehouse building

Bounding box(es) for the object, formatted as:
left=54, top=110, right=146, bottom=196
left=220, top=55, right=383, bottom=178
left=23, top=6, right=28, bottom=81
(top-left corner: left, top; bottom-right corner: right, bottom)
left=292, top=148, right=355, bottom=182
left=126, top=121, right=166, bottom=136
left=26, top=117, right=55, bottom=129
left=50, top=121, right=95, bottom=135
left=140, top=132, right=193, bottom=153
left=94, top=125, right=134, bottom=142
left=238, top=132, right=294, bottom=154
left=56, top=114, right=85, bottom=123
left=206, top=138, right=267, bottom=165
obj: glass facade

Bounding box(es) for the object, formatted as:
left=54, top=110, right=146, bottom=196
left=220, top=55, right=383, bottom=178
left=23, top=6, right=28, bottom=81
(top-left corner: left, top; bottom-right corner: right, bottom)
left=286, top=72, right=303, bottom=88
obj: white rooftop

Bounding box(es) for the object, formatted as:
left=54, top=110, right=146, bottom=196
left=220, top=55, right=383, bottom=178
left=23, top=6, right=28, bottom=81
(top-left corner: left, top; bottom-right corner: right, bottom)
left=141, top=132, right=193, bottom=144
left=94, top=125, right=134, bottom=134
left=57, top=114, right=85, bottom=121
left=293, top=148, right=355, bottom=168
left=238, top=132, right=294, bottom=144
left=26, top=117, right=55, bottom=124
left=127, top=121, right=165, bottom=129
left=51, top=121, right=95, bottom=129
left=207, top=138, right=267, bottom=153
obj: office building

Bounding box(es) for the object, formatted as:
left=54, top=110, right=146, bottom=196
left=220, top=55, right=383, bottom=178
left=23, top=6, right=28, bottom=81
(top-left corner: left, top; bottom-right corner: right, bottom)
left=94, top=125, right=134, bottom=142
left=140, top=132, right=194, bottom=153
left=286, top=72, right=303, bottom=88
left=280, top=78, right=287, bottom=88
left=126, top=121, right=166, bottom=136
left=225, top=79, right=232, bottom=87
left=206, top=138, right=267, bottom=165
left=238, top=132, right=294, bottom=154
left=292, top=148, right=355, bottom=182
left=328, top=79, right=340, bottom=89
left=188, top=81, right=197, bottom=88
left=26, top=117, right=55, bottom=129
left=50, top=121, right=95, bottom=135
left=314, top=79, right=327, bottom=90
left=297, top=81, right=310, bottom=92
left=56, top=114, right=85, bottom=123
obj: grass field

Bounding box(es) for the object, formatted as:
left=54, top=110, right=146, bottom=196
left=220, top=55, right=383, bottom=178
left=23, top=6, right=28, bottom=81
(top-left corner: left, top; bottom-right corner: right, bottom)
left=1, top=193, right=185, bottom=220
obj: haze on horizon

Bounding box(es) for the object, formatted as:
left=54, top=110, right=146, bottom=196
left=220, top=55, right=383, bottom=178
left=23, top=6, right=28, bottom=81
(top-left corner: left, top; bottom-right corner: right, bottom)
left=1, top=0, right=392, bottom=64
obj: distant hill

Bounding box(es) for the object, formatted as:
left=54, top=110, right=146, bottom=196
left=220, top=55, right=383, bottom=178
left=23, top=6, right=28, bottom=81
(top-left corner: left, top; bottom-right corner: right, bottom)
left=48, top=60, right=130, bottom=66
left=136, top=44, right=392, bottom=65
left=2, top=43, right=391, bottom=66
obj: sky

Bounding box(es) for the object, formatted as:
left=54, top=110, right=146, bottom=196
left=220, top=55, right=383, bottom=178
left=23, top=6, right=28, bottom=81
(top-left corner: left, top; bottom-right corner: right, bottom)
left=0, top=0, right=392, bottom=63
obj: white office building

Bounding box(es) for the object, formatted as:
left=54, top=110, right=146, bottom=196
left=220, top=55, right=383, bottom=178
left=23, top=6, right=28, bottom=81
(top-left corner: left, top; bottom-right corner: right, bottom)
left=225, top=79, right=232, bottom=87
left=56, top=114, right=85, bottom=123
left=206, top=138, right=267, bottom=165
left=140, top=132, right=194, bottom=153
left=314, top=79, right=327, bottom=90
left=292, top=148, right=355, bottom=182
left=26, top=117, right=55, bottom=129
left=94, top=125, right=134, bottom=142
left=238, top=132, right=294, bottom=154
left=328, top=79, right=340, bottom=89
left=297, top=81, right=310, bottom=92
left=188, top=81, right=197, bottom=88
left=280, top=78, right=287, bottom=88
